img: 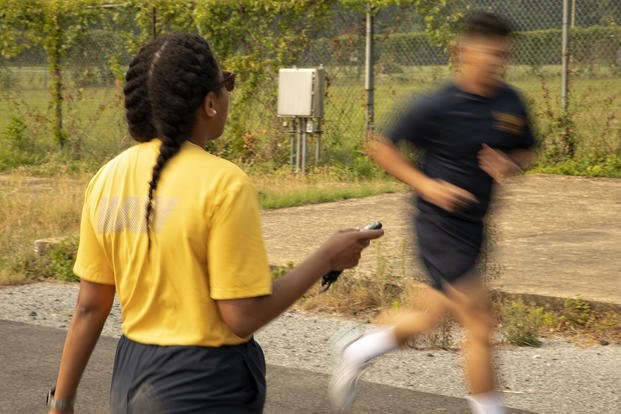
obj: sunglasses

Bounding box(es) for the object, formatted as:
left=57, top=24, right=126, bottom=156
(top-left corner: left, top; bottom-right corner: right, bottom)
left=221, top=70, right=236, bottom=92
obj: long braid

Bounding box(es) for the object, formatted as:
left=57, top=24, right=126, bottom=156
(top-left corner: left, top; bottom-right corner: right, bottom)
left=123, top=40, right=166, bottom=142
left=144, top=135, right=181, bottom=248
left=124, top=34, right=221, bottom=248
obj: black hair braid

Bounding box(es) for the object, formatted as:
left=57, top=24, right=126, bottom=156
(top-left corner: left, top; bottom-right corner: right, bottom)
left=124, top=39, right=168, bottom=142
left=144, top=134, right=180, bottom=247
left=137, top=34, right=221, bottom=248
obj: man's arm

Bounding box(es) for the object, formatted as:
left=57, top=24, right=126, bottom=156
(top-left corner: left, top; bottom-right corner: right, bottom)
left=478, top=144, right=536, bottom=183
left=508, top=148, right=535, bottom=170
left=50, top=280, right=115, bottom=414
left=366, top=135, right=476, bottom=212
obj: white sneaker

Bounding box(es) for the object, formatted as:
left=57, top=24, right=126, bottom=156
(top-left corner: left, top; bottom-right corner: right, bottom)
left=328, top=325, right=368, bottom=412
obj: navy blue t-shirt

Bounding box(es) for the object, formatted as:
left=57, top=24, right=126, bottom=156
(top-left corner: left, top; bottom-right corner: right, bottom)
left=386, top=82, right=536, bottom=286
left=387, top=82, right=536, bottom=224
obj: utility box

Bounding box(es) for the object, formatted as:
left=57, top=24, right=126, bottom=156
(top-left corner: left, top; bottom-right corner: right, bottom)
left=277, top=68, right=326, bottom=118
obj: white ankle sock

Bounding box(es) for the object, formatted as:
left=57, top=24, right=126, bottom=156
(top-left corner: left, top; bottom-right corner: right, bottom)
left=342, top=327, right=399, bottom=364
left=466, top=392, right=505, bottom=414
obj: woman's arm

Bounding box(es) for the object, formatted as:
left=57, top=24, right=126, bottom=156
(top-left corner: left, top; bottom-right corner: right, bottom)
left=49, top=280, right=115, bottom=413
left=216, top=228, right=383, bottom=338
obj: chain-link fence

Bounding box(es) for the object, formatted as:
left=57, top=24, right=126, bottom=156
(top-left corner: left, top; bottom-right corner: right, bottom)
left=1, top=1, right=619, bottom=173
left=0, top=4, right=193, bottom=169
left=297, top=0, right=621, bottom=171
left=0, top=9, right=132, bottom=169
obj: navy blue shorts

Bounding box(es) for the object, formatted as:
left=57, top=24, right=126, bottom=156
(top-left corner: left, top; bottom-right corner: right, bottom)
left=110, top=336, right=266, bottom=414
left=415, top=213, right=483, bottom=290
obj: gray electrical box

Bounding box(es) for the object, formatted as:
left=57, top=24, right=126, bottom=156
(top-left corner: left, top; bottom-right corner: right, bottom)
left=277, top=68, right=326, bottom=118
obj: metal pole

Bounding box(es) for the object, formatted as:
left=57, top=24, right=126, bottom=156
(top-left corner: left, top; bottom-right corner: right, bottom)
left=315, top=118, right=321, bottom=164
left=302, top=118, right=307, bottom=174
left=561, top=0, right=570, bottom=113
left=295, top=119, right=301, bottom=173
left=152, top=7, right=157, bottom=40
left=570, top=0, right=576, bottom=29
left=364, top=2, right=374, bottom=135
left=290, top=118, right=296, bottom=173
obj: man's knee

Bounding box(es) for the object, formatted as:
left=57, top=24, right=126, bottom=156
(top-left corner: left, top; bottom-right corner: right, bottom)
left=462, top=307, right=496, bottom=345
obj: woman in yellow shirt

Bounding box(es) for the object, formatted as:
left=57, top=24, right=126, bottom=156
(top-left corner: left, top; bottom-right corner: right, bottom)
left=48, top=34, right=382, bottom=414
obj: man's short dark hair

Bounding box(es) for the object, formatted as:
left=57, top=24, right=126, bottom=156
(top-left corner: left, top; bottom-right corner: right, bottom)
left=461, top=11, right=513, bottom=38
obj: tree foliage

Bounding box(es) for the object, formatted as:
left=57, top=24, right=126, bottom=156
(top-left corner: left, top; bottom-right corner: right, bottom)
left=0, top=0, right=469, bottom=156
left=0, top=0, right=41, bottom=58
left=194, top=1, right=334, bottom=93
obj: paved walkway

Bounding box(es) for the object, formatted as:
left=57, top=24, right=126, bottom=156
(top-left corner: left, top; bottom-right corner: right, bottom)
left=260, top=174, right=621, bottom=305
left=0, top=320, right=532, bottom=413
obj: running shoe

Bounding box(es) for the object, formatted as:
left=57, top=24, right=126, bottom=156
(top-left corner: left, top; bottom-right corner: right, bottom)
left=328, top=325, right=368, bottom=412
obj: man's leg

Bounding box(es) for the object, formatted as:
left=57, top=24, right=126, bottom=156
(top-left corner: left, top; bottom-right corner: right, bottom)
left=443, top=275, right=503, bottom=414
left=329, top=285, right=450, bottom=411
left=383, top=275, right=503, bottom=413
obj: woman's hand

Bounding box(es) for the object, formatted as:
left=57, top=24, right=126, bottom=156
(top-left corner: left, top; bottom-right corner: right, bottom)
left=320, top=228, right=385, bottom=271
left=216, top=227, right=383, bottom=338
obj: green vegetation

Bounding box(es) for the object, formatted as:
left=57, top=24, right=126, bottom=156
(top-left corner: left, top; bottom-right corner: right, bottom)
left=532, top=154, right=621, bottom=178
left=258, top=180, right=403, bottom=210
left=0, top=172, right=405, bottom=285
left=498, top=299, right=545, bottom=346
left=24, top=236, right=80, bottom=283
left=0, top=2, right=619, bottom=346
left=296, top=240, right=620, bottom=347
left=2, top=64, right=619, bottom=178
left=1, top=1, right=618, bottom=178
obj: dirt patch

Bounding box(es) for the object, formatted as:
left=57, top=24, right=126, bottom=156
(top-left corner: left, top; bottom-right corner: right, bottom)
left=261, top=174, right=621, bottom=305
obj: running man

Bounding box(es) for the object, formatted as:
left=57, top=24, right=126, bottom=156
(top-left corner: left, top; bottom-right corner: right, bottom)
left=329, top=11, right=537, bottom=414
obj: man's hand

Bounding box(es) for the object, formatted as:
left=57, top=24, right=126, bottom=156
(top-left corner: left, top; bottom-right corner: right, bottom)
left=478, top=144, right=522, bottom=183
left=419, top=179, right=477, bottom=213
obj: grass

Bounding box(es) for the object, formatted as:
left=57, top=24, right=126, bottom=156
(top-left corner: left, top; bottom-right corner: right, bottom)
left=290, top=239, right=621, bottom=348
left=1, top=64, right=619, bottom=177
left=0, top=175, right=85, bottom=284
left=254, top=173, right=404, bottom=209
left=0, top=171, right=405, bottom=285
left=1, top=65, right=618, bottom=344
left=314, top=285, right=621, bottom=348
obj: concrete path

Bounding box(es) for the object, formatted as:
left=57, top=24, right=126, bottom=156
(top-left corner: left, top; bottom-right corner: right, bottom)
left=0, top=320, right=532, bottom=414
left=260, top=174, right=621, bottom=305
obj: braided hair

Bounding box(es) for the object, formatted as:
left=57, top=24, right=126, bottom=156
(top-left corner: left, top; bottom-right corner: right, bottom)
left=123, top=34, right=221, bottom=247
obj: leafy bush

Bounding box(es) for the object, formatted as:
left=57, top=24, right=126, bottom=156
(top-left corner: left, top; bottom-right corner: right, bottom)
left=561, top=298, right=594, bottom=328
left=0, top=116, right=44, bottom=169
left=2, top=116, right=28, bottom=151
left=22, top=236, right=80, bottom=282
left=499, top=299, right=544, bottom=346
left=534, top=152, right=621, bottom=178
left=311, top=26, right=621, bottom=67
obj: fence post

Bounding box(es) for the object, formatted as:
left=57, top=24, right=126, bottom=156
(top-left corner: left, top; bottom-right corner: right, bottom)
left=365, top=1, right=374, bottom=135
left=48, top=1, right=65, bottom=150
left=561, top=0, right=570, bottom=113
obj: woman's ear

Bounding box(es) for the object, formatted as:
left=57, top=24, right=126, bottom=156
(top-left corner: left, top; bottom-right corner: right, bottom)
left=203, top=92, right=218, bottom=117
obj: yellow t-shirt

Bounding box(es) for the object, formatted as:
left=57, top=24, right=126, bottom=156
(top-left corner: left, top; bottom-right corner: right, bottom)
left=73, top=139, right=272, bottom=346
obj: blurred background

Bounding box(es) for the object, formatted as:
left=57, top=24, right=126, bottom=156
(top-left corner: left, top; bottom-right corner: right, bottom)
left=0, top=0, right=620, bottom=178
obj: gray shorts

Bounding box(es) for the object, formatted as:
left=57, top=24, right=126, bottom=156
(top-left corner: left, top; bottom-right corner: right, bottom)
left=110, top=335, right=266, bottom=414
